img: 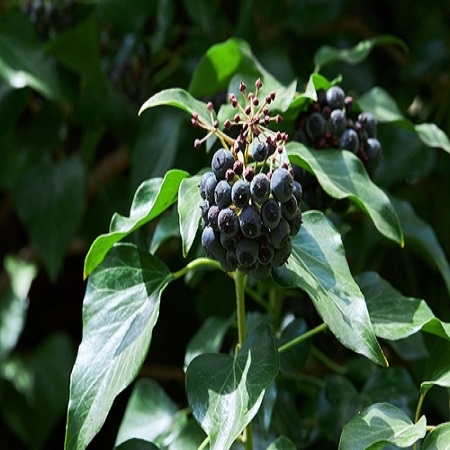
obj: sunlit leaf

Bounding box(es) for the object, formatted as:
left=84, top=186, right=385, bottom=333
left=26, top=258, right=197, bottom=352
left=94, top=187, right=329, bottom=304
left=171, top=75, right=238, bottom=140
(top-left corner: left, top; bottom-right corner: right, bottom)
left=421, top=423, right=450, bottom=450
left=273, top=211, right=387, bottom=366
left=338, top=403, right=426, bottom=450
left=65, top=244, right=172, bottom=450
left=287, top=142, right=403, bottom=246
left=186, top=323, right=279, bottom=450
left=84, top=169, right=188, bottom=278
left=415, top=123, right=450, bottom=155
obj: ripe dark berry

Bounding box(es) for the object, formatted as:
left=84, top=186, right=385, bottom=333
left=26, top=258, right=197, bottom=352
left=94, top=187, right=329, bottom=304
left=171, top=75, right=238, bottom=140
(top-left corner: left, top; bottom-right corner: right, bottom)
left=249, top=262, right=272, bottom=280
left=293, top=181, right=303, bottom=204
left=220, top=232, right=237, bottom=250
left=212, top=148, right=235, bottom=179
left=288, top=209, right=302, bottom=236
left=271, top=168, right=294, bottom=203
left=207, top=205, right=220, bottom=231
left=261, top=198, right=281, bottom=229
left=326, top=86, right=345, bottom=109
left=214, top=180, right=232, bottom=209
left=250, top=173, right=271, bottom=204
left=239, top=205, right=262, bottom=238
left=329, top=109, right=347, bottom=135
left=231, top=180, right=250, bottom=208
left=366, top=137, right=382, bottom=160
left=218, top=208, right=240, bottom=237
left=281, top=195, right=298, bottom=221
left=306, top=112, right=326, bottom=139
left=202, top=226, right=225, bottom=259
left=272, top=237, right=292, bottom=267
left=339, top=128, right=360, bottom=153
left=204, top=174, right=218, bottom=204
left=258, top=243, right=274, bottom=265
left=271, top=218, right=290, bottom=249
left=358, top=112, right=377, bottom=138
left=236, top=239, right=259, bottom=267
left=251, top=141, right=268, bottom=162
left=200, top=172, right=215, bottom=200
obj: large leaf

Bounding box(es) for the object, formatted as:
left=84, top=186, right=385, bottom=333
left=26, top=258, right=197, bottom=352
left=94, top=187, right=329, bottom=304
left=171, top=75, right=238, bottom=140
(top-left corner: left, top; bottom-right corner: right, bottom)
left=115, top=439, right=160, bottom=450
left=84, top=169, right=188, bottom=278
left=0, top=255, right=37, bottom=361
left=390, top=196, right=450, bottom=297
left=338, top=403, right=426, bottom=450
left=421, top=340, right=450, bottom=395
left=0, top=10, right=60, bottom=99
left=314, top=35, right=407, bottom=71
left=116, top=378, right=187, bottom=447
left=358, top=87, right=450, bottom=155
left=12, top=154, right=86, bottom=281
left=273, top=211, right=387, bottom=366
left=186, top=323, right=280, bottom=450
left=266, top=436, right=297, bottom=450
left=65, top=243, right=173, bottom=450
left=178, top=175, right=202, bottom=257
left=287, top=142, right=403, bottom=246
left=139, top=89, right=214, bottom=128
left=422, top=423, right=450, bottom=450
left=356, top=271, right=450, bottom=341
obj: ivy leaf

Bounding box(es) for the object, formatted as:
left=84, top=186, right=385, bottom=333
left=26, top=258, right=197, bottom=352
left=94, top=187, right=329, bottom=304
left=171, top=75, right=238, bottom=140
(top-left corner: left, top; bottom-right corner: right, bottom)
left=422, top=423, right=450, bottom=450
left=390, top=196, right=450, bottom=297
left=356, top=271, right=450, bottom=341
left=273, top=211, right=387, bottom=367
left=287, top=141, right=403, bottom=246
left=421, top=340, right=450, bottom=395
left=266, top=436, right=297, bottom=450
left=139, top=88, right=214, bottom=127
left=116, top=378, right=187, bottom=448
left=84, top=169, right=188, bottom=278
left=12, top=154, right=87, bottom=281
left=415, top=122, right=450, bottom=154
left=115, top=439, right=161, bottom=450
left=186, top=323, right=279, bottom=450
left=178, top=175, right=202, bottom=257
left=338, top=403, right=426, bottom=450
left=65, top=243, right=173, bottom=450
left=314, top=35, right=407, bottom=72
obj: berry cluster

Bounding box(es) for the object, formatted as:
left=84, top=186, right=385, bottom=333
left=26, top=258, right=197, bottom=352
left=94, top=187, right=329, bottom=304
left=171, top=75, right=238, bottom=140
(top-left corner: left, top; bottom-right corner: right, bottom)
left=294, top=86, right=382, bottom=176
left=194, top=80, right=303, bottom=279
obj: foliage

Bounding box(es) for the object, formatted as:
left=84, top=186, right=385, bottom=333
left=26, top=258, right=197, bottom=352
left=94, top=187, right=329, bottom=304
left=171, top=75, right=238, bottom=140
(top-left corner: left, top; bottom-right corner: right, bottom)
left=1, top=1, right=450, bottom=450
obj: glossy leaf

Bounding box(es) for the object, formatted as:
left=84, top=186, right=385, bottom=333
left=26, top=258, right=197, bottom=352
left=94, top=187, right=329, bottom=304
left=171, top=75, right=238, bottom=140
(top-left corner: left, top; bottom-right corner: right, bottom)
left=421, top=423, right=450, bottom=450
left=149, top=212, right=180, bottom=254
left=339, top=403, right=426, bottom=450
left=266, top=436, right=297, bottom=450
left=167, top=419, right=206, bottom=450
left=273, top=211, right=387, bottom=366
left=0, top=255, right=37, bottom=361
left=390, top=196, right=450, bottom=296
left=116, top=378, right=187, bottom=447
left=65, top=244, right=172, bottom=450
left=186, top=323, right=280, bottom=450
left=115, top=439, right=160, bottom=450
left=178, top=175, right=202, bottom=257
left=356, top=271, right=450, bottom=341
left=12, top=154, right=87, bottom=281
left=287, top=142, right=404, bottom=246
left=415, top=122, right=450, bottom=154
left=184, top=316, right=231, bottom=370
left=84, top=169, right=188, bottom=278
left=139, top=88, right=214, bottom=128
left=0, top=10, right=60, bottom=99
left=314, top=35, right=407, bottom=71
left=421, top=340, right=450, bottom=394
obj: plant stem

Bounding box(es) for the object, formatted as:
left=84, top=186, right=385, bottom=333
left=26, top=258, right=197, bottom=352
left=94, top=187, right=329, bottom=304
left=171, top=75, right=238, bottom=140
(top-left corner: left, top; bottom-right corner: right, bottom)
left=413, top=392, right=426, bottom=450
left=278, top=322, right=328, bottom=353
left=171, top=257, right=222, bottom=280
left=198, top=435, right=210, bottom=450
left=235, top=270, right=247, bottom=347
left=310, top=345, right=347, bottom=375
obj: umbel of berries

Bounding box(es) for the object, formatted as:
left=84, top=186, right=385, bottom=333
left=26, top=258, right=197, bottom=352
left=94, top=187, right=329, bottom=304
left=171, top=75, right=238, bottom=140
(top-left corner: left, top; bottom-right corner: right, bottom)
left=195, top=79, right=303, bottom=280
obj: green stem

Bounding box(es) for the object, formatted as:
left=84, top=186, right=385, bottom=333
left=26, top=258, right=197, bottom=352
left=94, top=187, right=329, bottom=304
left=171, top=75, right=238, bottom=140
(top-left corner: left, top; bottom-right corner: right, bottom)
left=245, top=285, right=270, bottom=310
left=310, top=345, right=347, bottom=375
left=413, top=392, right=426, bottom=450
left=198, top=435, right=210, bottom=450
left=171, top=257, right=222, bottom=280
left=278, top=322, right=328, bottom=354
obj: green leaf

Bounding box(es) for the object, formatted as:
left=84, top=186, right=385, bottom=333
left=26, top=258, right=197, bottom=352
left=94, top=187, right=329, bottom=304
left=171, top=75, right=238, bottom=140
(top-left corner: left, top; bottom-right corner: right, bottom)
left=139, top=88, right=214, bottom=128
left=421, top=340, right=450, bottom=394
left=287, top=141, right=403, bottom=246
left=356, top=271, right=450, bottom=341
left=0, top=10, right=61, bottom=100
left=178, top=175, right=202, bottom=257
left=422, top=422, right=450, bottom=450
left=266, top=436, right=297, bottom=450
left=149, top=211, right=180, bottom=254
left=415, top=123, right=450, bottom=155
left=186, top=323, right=280, bottom=450
left=390, top=196, right=450, bottom=297
left=314, top=35, right=407, bottom=71
left=339, top=403, right=426, bottom=450
left=12, top=154, right=87, bottom=281
left=115, top=439, right=161, bottom=450
left=0, top=255, right=37, bottom=361
left=273, top=211, right=387, bottom=366
left=167, top=419, right=206, bottom=450
left=65, top=243, right=172, bottom=450
left=0, top=333, right=75, bottom=450
left=84, top=169, right=189, bottom=278
left=278, top=318, right=310, bottom=374
left=116, top=378, right=187, bottom=447
left=184, top=316, right=231, bottom=370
